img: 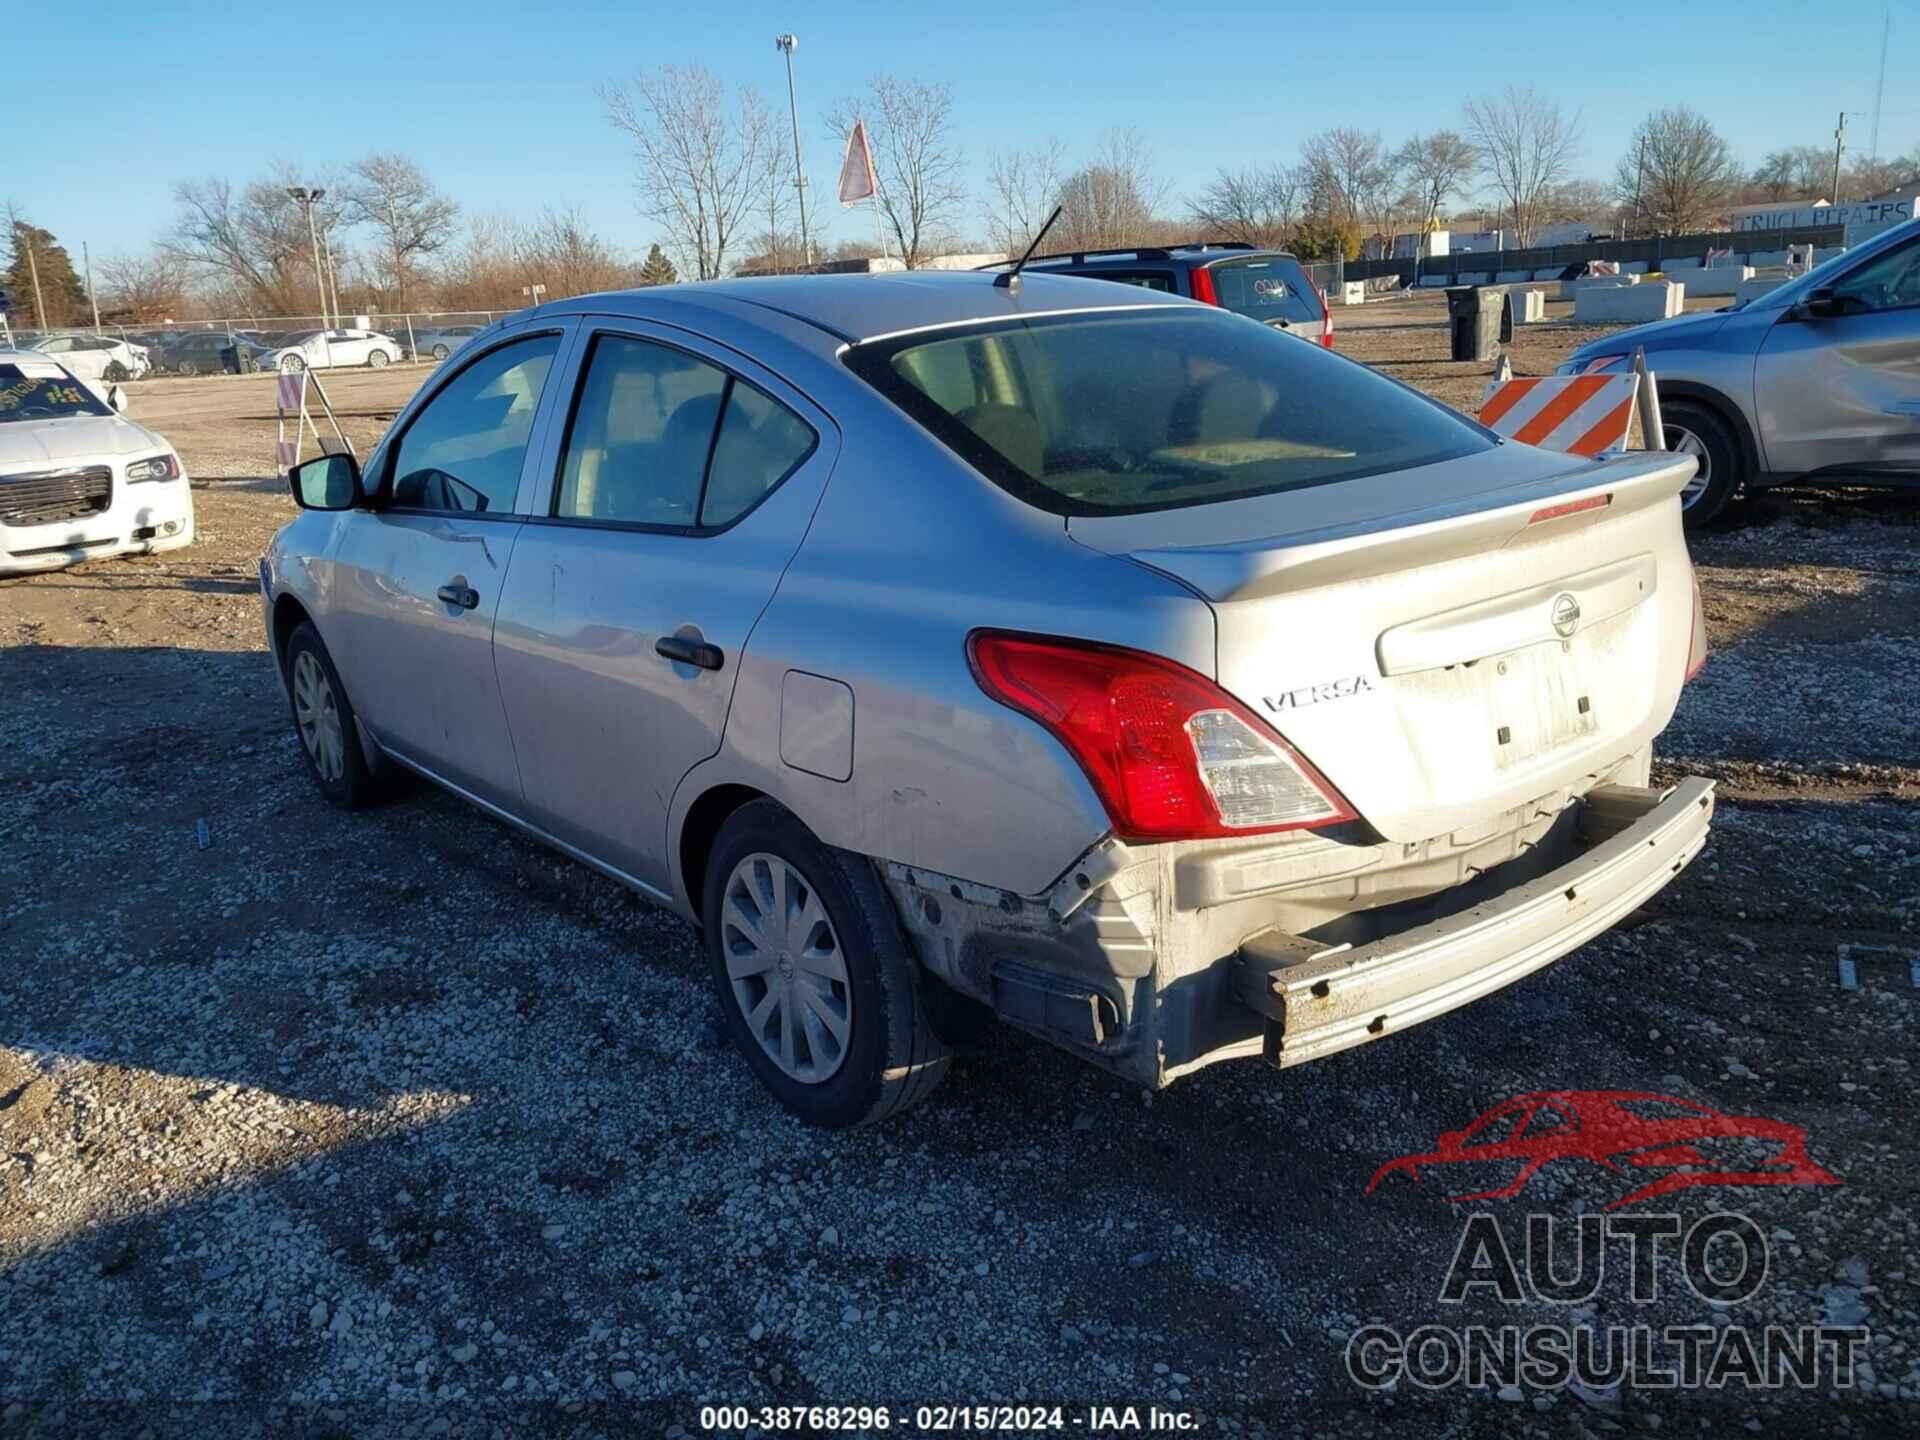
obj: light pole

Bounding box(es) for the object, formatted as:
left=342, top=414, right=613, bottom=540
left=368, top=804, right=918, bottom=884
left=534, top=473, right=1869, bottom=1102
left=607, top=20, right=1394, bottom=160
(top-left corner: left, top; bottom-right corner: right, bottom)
left=288, top=186, right=329, bottom=327
left=774, top=34, right=810, bottom=268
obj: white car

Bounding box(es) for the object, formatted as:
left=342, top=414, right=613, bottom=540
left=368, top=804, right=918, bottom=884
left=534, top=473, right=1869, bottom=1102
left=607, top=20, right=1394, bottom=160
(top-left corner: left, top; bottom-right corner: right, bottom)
left=0, top=349, right=194, bottom=575
left=29, top=333, right=152, bottom=380
left=260, top=328, right=403, bottom=373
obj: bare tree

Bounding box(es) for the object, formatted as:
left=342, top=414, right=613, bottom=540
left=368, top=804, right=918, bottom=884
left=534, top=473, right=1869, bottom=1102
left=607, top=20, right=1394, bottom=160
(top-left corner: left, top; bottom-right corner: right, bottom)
left=1614, top=108, right=1740, bottom=235
left=1188, top=166, right=1299, bottom=248
left=1394, top=131, right=1478, bottom=256
left=603, top=64, right=773, bottom=281
left=96, top=250, right=188, bottom=321
left=827, top=75, right=967, bottom=268
left=1299, top=128, right=1385, bottom=226
left=161, top=165, right=343, bottom=312
left=1462, top=87, right=1582, bottom=246
left=1052, top=130, right=1169, bottom=253
left=1748, top=145, right=1830, bottom=202
left=513, top=209, right=632, bottom=297
left=338, top=152, right=458, bottom=307
left=984, top=138, right=1068, bottom=255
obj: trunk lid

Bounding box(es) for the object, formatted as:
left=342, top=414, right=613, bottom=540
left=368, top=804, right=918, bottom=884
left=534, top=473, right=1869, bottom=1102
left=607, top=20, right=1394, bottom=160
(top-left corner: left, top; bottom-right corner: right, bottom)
left=1069, top=445, right=1699, bottom=843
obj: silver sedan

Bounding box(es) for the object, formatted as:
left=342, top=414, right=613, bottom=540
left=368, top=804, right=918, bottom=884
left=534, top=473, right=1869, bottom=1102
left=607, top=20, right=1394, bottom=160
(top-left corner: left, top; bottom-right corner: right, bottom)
left=262, top=273, right=1713, bottom=1127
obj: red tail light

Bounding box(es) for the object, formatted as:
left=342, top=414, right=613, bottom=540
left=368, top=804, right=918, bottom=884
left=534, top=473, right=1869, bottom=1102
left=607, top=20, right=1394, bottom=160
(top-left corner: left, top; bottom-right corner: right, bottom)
left=1684, top=573, right=1709, bottom=682
left=968, top=632, right=1357, bottom=842
left=1189, top=265, right=1218, bottom=306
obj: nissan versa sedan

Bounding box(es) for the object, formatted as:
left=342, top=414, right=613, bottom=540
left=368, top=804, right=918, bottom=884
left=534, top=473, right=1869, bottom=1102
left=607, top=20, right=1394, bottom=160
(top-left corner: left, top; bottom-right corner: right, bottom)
left=1, top=349, right=193, bottom=575
left=261, top=272, right=1714, bottom=1128
left=1563, top=215, right=1920, bottom=525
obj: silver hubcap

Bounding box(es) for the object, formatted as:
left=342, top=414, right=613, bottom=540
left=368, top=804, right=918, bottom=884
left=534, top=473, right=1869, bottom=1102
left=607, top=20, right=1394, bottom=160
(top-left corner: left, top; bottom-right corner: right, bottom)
left=1667, top=424, right=1711, bottom=507
left=292, top=651, right=346, bottom=784
left=721, top=853, right=851, bottom=1083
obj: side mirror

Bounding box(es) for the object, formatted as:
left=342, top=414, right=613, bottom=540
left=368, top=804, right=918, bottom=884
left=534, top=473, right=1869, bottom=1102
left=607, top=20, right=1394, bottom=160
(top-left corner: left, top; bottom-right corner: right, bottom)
left=289, top=453, right=362, bottom=511
left=1796, top=286, right=1842, bottom=320
left=107, top=384, right=128, bottom=413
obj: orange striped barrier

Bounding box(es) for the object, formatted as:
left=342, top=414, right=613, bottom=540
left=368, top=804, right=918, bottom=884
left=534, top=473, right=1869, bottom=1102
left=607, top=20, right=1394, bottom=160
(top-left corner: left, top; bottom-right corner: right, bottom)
left=1477, top=372, right=1640, bottom=458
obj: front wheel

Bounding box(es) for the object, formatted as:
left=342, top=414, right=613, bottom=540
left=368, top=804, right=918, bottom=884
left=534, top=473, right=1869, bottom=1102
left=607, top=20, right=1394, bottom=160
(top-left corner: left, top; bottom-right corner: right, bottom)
left=284, top=622, right=383, bottom=809
left=702, top=800, right=951, bottom=1128
left=1663, top=400, right=1743, bottom=528
left=432, top=343, right=451, bottom=361
left=280, top=354, right=306, bottom=374
left=368, top=348, right=390, bottom=369
left=176, top=359, right=199, bottom=377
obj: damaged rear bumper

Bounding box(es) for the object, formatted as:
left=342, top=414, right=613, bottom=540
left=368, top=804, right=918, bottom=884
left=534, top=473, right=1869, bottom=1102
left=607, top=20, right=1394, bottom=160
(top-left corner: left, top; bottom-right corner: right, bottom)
left=883, top=770, right=1714, bottom=1089
left=1234, top=778, right=1715, bottom=1068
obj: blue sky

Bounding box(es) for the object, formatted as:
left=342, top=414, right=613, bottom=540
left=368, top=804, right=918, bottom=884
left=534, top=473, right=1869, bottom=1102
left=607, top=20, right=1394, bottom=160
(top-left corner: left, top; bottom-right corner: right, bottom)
left=8, top=0, right=1916, bottom=265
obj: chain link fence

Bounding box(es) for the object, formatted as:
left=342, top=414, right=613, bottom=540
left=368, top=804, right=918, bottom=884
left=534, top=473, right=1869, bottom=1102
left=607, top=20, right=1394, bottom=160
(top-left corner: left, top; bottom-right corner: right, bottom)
left=0, top=310, right=509, bottom=379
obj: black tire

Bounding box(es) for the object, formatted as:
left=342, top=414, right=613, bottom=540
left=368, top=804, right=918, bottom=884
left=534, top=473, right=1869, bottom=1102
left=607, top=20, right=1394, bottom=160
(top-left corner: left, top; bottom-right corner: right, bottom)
left=702, top=800, right=951, bottom=1128
left=432, top=343, right=451, bottom=361
left=283, top=622, right=383, bottom=810
left=1663, top=400, right=1743, bottom=528
left=176, top=359, right=199, bottom=377
left=368, top=347, right=390, bottom=369
left=282, top=354, right=306, bottom=374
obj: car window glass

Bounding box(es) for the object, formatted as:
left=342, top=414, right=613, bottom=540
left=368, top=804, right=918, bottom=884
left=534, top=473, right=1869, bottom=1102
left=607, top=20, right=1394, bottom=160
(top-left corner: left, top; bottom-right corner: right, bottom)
left=555, top=335, right=726, bottom=526
left=1084, top=271, right=1176, bottom=293
left=389, top=333, right=559, bottom=514
left=700, top=381, right=816, bottom=527
left=1830, top=236, right=1920, bottom=312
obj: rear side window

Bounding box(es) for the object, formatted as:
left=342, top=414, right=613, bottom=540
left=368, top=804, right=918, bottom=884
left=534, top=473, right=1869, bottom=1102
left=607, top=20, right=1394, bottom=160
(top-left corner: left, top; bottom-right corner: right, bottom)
left=554, top=334, right=816, bottom=530
left=1206, top=257, right=1322, bottom=325
left=845, top=308, right=1489, bottom=516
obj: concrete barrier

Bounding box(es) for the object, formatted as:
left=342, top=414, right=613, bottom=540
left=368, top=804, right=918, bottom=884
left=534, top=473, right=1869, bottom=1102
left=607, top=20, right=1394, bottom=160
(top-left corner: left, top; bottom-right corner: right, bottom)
left=1418, top=274, right=1450, bottom=288
left=1746, top=248, right=1792, bottom=268
left=1509, top=289, right=1546, bottom=324
left=1459, top=272, right=1494, bottom=285
left=1574, top=281, right=1684, bottom=322
left=1339, top=281, right=1366, bottom=306
left=1569, top=273, right=1641, bottom=292
left=1661, top=256, right=1702, bottom=270
left=1736, top=276, right=1789, bottom=304
left=1533, top=267, right=1565, bottom=281
left=1621, top=260, right=1650, bottom=274
left=1812, top=246, right=1846, bottom=266
left=1496, top=269, right=1532, bottom=283
left=1682, top=266, right=1754, bottom=297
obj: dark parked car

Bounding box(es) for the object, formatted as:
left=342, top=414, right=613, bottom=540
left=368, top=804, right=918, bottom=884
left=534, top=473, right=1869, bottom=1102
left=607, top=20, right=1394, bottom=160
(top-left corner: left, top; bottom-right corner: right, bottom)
left=980, top=241, right=1334, bottom=346
left=154, top=331, right=244, bottom=376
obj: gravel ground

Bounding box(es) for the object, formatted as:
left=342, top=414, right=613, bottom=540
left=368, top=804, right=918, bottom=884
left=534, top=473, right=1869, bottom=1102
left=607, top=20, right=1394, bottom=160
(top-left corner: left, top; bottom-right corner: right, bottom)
left=1, top=305, right=1916, bottom=1437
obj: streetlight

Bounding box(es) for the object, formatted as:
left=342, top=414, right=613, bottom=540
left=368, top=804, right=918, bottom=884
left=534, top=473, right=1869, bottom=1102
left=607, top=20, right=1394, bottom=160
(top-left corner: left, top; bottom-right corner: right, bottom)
left=287, top=186, right=329, bottom=327
left=774, top=34, right=810, bottom=268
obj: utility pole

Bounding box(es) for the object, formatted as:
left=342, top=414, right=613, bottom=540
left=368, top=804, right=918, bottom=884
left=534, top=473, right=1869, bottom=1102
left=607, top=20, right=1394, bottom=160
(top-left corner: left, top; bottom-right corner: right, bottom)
left=288, top=186, right=329, bottom=327
left=23, top=230, right=46, bottom=335
left=320, top=224, right=342, bottom=325
left=83, top=240, right=101, bottom=332
left=774, top=34, right=810, bottom=268
left=1830, top=111, right=1847, bottom=206
left=1630, top=136, right=1648, bottom=239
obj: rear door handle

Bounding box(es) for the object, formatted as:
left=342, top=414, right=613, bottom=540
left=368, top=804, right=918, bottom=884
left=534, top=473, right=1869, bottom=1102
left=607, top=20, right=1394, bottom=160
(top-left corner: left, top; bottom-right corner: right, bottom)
left=436, top=583, right=479, bottom=610
left=655, top=635, right=724, bottom=671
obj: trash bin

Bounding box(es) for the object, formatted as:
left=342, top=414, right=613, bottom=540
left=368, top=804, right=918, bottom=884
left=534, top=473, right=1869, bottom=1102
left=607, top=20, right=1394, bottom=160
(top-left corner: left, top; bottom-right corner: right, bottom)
left=1445, top=285, right=1513, bottom=362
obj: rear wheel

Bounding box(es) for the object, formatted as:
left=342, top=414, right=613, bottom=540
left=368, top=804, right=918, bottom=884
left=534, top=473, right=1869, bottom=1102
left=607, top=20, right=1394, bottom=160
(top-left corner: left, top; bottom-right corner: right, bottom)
left=176, top=359, right=199, bottom=377
left=284, top=622, right=382, bottom=810
left=281, top=354, right=306, bottom=374
left=1663, top=400, right=1742, bottom=527
left=368, top=347, right=390, bottom=369
left=702, top=800, right=950, bottom=1128
left=432, top=343, right=451, bottom=361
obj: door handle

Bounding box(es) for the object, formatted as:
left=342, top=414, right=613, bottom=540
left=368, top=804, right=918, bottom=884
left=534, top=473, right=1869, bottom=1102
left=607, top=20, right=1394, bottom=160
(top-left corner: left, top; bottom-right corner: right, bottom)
left=436, top=583, right=479, bottom=610
left=655, top=634, right=724, bottom=671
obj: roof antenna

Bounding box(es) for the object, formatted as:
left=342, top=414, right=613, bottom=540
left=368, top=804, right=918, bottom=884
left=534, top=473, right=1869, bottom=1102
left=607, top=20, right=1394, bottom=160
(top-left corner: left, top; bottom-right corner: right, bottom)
left=995, top=204, right=1064, bottom=293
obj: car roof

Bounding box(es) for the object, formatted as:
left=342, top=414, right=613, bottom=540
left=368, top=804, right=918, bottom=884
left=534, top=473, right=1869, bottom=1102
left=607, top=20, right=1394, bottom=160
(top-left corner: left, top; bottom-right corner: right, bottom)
left=538, top=270, right=1194, bottom=345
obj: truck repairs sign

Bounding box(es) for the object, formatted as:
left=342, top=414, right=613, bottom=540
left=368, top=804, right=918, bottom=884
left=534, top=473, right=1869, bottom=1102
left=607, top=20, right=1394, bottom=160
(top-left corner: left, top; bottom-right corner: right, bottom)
left=1730, top=196, right=1915, bottom=243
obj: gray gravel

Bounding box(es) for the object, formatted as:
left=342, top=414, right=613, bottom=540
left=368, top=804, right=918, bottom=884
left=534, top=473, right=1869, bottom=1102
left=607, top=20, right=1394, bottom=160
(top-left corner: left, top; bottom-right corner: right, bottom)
left=2, top=460, right=1917, bottom=1436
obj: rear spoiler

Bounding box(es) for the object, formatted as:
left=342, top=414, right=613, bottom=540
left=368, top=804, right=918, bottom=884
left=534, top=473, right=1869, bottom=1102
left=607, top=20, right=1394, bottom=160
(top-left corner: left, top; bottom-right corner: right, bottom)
left=1118, top=452, right=1694, bottom=604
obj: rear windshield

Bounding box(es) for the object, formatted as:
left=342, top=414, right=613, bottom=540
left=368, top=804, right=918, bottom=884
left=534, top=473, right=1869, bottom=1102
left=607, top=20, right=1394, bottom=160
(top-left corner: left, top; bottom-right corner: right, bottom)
left=1205, top=256, right=1322, bottom=324
left=844, top=308, right=1490, bottom=516
left=0, top=362, right=110, bottom=423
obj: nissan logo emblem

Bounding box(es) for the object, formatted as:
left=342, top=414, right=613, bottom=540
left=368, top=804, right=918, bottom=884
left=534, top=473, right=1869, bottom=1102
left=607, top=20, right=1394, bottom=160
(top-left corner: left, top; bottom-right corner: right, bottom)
left=1551, top=593, right=1581, bottom=638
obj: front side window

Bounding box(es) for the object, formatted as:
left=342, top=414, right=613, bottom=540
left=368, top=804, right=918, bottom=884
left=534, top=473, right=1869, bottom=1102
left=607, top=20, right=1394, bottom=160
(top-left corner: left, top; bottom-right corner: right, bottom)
left=389, top=333, right=560, bottom=514
left=1829, top=235, right=1920, bottom=313
left=555, top=334, right=816, bottom=529
left=846, top=308, right=1490, bottom=516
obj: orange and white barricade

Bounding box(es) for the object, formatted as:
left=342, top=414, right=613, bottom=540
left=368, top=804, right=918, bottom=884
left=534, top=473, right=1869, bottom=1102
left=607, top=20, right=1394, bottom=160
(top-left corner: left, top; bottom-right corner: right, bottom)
left=1477, top=371, right=1642, bottom=457
left=272, top=367, right=354, bottom=475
